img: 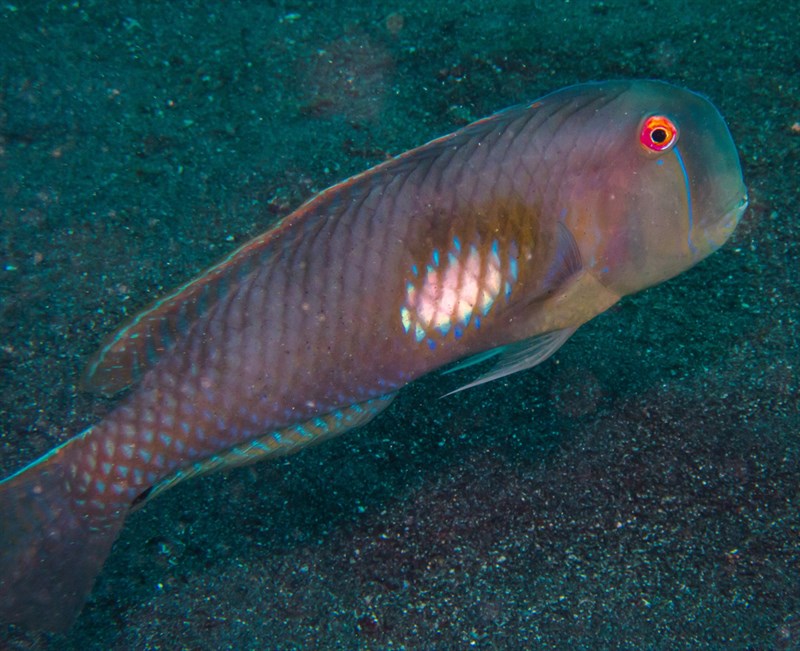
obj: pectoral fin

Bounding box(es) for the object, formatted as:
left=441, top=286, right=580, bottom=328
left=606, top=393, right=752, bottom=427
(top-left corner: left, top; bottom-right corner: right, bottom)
left=443, top=327, right=576, bottom=396
left=442, top=348, right=506, bottom=376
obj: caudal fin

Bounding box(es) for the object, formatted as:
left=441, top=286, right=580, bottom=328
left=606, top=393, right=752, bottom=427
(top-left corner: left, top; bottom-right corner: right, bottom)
left=0, top=440, right=127, bottom=632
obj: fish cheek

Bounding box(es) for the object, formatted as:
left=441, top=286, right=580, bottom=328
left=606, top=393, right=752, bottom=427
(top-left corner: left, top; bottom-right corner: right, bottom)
left=583, top=154, right=690, bottom=296
left=624, top=155, right=696, bottom=290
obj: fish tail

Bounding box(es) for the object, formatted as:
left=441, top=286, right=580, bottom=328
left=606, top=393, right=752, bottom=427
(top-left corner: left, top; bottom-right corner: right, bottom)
left=0, top=429, right=128, bottom=632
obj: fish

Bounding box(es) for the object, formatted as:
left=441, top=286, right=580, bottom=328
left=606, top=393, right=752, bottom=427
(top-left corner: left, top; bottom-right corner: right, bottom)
left=0, top=80, right=747, bottom=632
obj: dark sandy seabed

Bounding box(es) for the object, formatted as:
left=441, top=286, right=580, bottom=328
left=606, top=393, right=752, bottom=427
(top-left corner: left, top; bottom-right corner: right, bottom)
left=0, top=0, right=797, bottom=649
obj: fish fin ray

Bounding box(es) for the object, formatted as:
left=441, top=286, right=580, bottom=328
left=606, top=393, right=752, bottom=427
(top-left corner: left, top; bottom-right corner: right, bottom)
left=441, top=348, right=506, bottom=376
left=442, top=327, right=577, bottom=397
left=138, top=393, right=397, bottom=506
left=80, top=234, right=282, bottom=397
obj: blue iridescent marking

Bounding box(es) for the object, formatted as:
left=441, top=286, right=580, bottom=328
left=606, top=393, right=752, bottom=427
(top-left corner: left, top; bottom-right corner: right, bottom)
left=657, top=159, right=664, bottom=166
left=160, top=433, right=172, bottom=446
left=118, top=465, right=129, bottom=478
left=510, top=258, right=518, bottom=280
left=438, top=322, right=451, bottom=335
left=401, top=307, right=412, bottom=333
left=673, top=145, right=697, bottom=254
left=140, top=449, right=152, bottom=462
left=181, top=422, right=191, bottom=433
left=474, top=316, right=481, bottom=329
left=448, top=252, right=458, bottom=266
left=102, top=462, right=112, bottom=474
left=428, top=339, right=437, bottom=350
left=432, top=249, right=440, bottom=266
left=454, top=326, right=463, bottom=339
left=273, top=432, right=283, bottom=443
left=411, top=264, right=418, bottom=276
left=95, top=480, right=105, bottom=493
left=453, top=236, right=461, bottom=252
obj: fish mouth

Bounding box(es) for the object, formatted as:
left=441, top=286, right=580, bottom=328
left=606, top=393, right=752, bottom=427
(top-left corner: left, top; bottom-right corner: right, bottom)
left=725, top=192, right=749, bottom=225
left=699, top=192, right=748, bottom=254
left=716, top=192, right=748, bottom=240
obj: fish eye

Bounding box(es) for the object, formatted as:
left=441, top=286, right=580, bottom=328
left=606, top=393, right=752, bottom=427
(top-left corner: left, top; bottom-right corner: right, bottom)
left=639, top=115, right=679, bottom=153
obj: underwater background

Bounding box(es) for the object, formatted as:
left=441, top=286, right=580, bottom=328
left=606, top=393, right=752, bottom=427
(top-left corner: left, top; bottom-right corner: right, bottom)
left=0, top=0, right=797, bottom=649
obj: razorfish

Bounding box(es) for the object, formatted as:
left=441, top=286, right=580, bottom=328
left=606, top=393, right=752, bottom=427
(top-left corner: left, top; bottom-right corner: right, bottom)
left=0, top=80, right=747, bottom=632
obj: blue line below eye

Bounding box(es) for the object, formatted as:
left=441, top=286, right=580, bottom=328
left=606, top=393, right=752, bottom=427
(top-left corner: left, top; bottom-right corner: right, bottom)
left=673, top=146, right=697, bottom=254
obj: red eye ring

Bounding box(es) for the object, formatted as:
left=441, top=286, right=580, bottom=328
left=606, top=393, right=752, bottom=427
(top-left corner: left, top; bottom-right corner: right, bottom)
left=640, top=115, right=678, bottom=152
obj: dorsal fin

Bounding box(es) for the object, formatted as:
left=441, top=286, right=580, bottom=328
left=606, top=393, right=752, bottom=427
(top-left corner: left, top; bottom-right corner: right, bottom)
left=81, top=232, right=279, bottom=396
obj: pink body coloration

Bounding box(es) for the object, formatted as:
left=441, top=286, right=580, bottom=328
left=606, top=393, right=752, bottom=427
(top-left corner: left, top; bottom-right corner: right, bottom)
left=0, top=80, right=747, bottom=632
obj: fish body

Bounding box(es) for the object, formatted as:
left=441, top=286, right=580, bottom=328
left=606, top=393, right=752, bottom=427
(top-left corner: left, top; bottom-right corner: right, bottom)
left=0, top=80, right=747, bottom=631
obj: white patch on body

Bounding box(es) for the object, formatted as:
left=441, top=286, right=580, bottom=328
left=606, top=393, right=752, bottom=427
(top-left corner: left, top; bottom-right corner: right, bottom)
left=402, top=241, right=506, bottom=342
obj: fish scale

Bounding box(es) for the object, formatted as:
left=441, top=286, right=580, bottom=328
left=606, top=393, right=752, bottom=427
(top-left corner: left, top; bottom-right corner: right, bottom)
left=0, top=80, right=747, bottom=632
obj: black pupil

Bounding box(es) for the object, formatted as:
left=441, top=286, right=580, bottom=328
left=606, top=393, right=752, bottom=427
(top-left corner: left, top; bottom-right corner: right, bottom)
left=651, top=127, right=668, bottom=144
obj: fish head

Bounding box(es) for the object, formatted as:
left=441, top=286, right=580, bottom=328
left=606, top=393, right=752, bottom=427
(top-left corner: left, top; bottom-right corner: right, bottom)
left=560, top=80, right=748, bottom=297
